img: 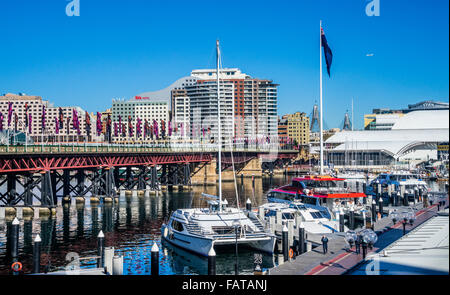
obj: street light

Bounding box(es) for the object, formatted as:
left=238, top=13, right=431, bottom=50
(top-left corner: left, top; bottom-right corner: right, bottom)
left=389, top=210, right=400, bottom=225
left=400, top=210, right=416, bottom=236
left=359, top=228, right=377, bottom=259
left=233, top=219, right=240, bottom=275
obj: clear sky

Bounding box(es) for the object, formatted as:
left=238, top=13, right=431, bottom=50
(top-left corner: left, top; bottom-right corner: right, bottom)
left=0, top=0, right=448, bottom=130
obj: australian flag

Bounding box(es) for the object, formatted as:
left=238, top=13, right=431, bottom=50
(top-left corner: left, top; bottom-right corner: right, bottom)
left=321, top=28, right=333, bottom=77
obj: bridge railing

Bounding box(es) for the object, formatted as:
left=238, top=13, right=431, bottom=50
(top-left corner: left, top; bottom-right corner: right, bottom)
left=0, top=143, right=299, bottom=155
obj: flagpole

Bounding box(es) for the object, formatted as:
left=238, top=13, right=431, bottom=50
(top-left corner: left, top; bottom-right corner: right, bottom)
left=319, top=20, right=324, bottom=175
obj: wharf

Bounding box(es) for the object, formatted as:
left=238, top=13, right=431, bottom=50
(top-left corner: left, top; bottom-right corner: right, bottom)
left=269, top=200, right=447, bottom=275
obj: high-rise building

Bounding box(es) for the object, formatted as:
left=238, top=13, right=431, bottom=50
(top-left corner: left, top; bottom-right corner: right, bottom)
left=283, top=112, right=310, bottom=145
left=190, top=68, right=278, bottom=140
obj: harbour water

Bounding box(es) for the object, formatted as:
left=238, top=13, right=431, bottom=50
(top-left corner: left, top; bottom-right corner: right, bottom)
left=0, top=175, right=291, bottom=275
left=0, top=175, right=445, bottom=275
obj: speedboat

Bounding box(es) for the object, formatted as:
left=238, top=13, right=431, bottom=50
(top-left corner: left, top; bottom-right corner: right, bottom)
left=161, top=198, right=276, bottom=257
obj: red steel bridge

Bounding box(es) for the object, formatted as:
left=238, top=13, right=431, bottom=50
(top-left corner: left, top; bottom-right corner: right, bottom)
left=0, top=144, right=298, bottom=207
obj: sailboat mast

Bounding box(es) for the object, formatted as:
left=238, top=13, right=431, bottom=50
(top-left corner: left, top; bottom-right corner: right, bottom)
left=319, top=20, right=324, bottom=175
left=216, top=40, right=223, bottom=212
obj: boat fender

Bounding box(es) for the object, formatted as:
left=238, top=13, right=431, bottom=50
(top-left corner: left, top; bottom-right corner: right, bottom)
left=163, top=226, right=168, bottom=238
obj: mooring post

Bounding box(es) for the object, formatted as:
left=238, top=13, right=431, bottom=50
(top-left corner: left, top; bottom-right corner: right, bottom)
left=11, top=217, right=20, bottom=259
left=282, top=223, right=289, bottom=262
left=246, top=198, right=252, bottom=211
left=371, top=200, right=377, bottom=222
left=414, top=187, right=418, bottom=204
left=32, top=234, right=41, bottom=274
left=151, top=242, right=159, bottom=276
left=112, top=256, right=123, bottom=275
left=207, top=247, right=216, bottom=275
left=378, top=197, right=384, bottom=218
left=104, top=247, right=115, bottom=274
left=97, top=230, right=105, bottom=268
left=349, top=207, right=355, bottom=230
left=339, top=210, right=345, bottom=232
left=299, top=223, right=305, bottom=254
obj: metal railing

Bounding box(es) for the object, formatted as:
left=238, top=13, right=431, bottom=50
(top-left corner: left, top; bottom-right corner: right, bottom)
left=0, top=143, right=299, bottom=155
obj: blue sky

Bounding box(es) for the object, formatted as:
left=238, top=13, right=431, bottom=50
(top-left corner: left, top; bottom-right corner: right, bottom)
left=0, top=0, right=448, bottom=130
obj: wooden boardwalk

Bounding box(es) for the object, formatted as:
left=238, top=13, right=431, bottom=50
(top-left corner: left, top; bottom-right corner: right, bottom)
left=269, top=201, right=445, bottom=275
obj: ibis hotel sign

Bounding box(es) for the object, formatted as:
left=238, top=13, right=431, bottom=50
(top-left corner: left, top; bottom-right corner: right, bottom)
left=135, top=96, right=150, bottom=100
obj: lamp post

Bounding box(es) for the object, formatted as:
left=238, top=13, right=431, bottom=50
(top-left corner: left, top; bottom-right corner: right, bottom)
left=400, top=210, right=416, bottom=236
left=389, top=210, right=399, bottom=226
left=360, top=228, right=377, bottom=259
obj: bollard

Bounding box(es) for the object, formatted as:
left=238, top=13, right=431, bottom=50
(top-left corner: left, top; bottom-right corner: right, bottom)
left=414, top=187, right=418, bottom=204
left=349, top=208, right=355, bottom=230
left=378, top=197, right=384, bottom=218
left=207, top=247, right=216, bottom=275
left=377, top=184, right=381, bottom=198
left=282, top=224, right=289, bottom=262
left=151, top=242, right=159, bottom=276
left=299, top=223, right=305, bottom=254
left=11, top=217, right=20, bottom=259
left=112, top=256, right=123, bottom=275
left=395, top=192, right=400, bottom=207
left=403, top=191, right=409, bottom=206
left=339, top=210, right=345, bottom=232
left=371, top=200, right=377, bottom=222
left=362, top=210, right=367, bottom=229
left=104, top=247, right=115, bottom=274
left=246, top=199, right=252, bottom=211
left=363, top=182, right=367, bottom=195
left=344, top=181, right=347, bottom=189
left=418, top=188, right=423, bottom=202
left=97, top=230, right=105, bottom=268
left=32, top=234, right=41, bottom=274
left=356, top=181, right=360, bottom=192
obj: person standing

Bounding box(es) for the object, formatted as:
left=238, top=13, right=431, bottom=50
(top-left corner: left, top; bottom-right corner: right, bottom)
left=321, top=235, right=329, bottom=254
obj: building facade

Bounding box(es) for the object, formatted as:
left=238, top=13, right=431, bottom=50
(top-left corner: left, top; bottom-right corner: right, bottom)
left=281, top=112, right=310, bottom=145
left=111, top=97, right=169, bottom=142
left=0, top=93, right=99, bottom=143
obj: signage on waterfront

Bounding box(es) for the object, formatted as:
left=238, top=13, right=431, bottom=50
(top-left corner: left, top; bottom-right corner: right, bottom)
left=135, top=96, right=150, bottom=100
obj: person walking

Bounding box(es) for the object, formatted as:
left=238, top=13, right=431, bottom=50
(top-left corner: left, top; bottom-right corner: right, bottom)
left=321, top=235, right=329, bottom=255
left=355, top=234, right=362, bottom=255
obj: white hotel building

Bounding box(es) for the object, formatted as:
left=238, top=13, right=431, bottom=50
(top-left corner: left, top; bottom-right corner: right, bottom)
left=111, top=98, right=169, bottom=142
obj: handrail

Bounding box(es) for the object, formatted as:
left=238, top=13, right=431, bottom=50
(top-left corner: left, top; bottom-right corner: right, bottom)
left=0, top=144, right=299, bottom=155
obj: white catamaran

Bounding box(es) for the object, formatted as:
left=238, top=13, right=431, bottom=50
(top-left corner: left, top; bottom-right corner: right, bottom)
left=161, top=40, right=276, bottom=257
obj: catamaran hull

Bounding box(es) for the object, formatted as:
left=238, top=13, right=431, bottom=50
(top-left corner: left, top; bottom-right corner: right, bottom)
left=161, top=224, right=214, bottom=257
left=161, top=225, right=276, bottom=257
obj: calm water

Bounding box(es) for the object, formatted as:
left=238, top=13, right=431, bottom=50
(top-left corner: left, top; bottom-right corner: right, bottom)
left=0, top=175, right=292, bottom=275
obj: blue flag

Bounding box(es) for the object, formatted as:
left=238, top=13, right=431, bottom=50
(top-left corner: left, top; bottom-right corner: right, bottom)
left=321, top=28, right=333, bottom=77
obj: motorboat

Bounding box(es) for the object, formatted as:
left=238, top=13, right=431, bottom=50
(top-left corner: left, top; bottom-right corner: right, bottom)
left=267, top=175, right=367, bottom=219
left=258, top=202, right=346, bottom=235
